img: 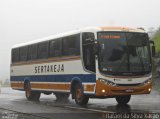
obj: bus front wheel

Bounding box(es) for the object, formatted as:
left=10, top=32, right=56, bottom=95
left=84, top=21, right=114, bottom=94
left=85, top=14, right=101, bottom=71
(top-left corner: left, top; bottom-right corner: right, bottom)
left=24, top=82, right=41, bottom=101
left=115, top=95, right=131, bottom=105
left=74, top=84, right=89, bottom=105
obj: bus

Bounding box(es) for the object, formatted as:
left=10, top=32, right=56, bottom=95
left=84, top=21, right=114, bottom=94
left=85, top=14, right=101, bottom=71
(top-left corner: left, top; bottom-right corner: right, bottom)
left=10, top=27, right=155, bottom=105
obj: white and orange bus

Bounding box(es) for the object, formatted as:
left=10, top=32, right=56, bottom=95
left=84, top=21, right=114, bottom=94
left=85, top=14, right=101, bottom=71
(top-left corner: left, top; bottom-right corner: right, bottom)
left=10, top=27, right=155, bottom=105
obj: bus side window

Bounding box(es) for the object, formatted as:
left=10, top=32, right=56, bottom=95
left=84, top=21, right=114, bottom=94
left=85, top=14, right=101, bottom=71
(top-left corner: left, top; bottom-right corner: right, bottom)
left=28, top=44, right=38, bottom=60
left=82, top=32, right=95, bottom=73
left=49, top=39, right=62, bottom=57
left=37, top=41, right=49, bottom=59
left=62, top=34, right=80, bottom=56
left=19, top=46, right=28, bottom=61
left=12, top=48, right=19, bottom=63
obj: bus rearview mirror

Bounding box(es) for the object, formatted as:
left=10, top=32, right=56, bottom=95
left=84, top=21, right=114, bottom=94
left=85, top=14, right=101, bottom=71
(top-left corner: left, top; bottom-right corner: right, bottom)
left=150, top=41, right=155, bottom=57
left=152, top=45, right=155, bottom=57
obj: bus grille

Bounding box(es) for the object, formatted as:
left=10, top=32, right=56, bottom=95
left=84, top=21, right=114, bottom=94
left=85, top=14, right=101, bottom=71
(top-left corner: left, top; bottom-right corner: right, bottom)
left=116, top=83, right=141, bottom=86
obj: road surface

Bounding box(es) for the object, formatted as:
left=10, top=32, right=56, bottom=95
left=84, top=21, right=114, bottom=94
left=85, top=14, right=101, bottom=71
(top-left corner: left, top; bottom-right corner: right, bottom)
left=0, top=87, right=160, bottom=119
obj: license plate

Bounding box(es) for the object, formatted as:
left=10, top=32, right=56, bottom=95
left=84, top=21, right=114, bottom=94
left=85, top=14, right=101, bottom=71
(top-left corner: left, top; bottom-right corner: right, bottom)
left=125, top=89, right=134, bottom=93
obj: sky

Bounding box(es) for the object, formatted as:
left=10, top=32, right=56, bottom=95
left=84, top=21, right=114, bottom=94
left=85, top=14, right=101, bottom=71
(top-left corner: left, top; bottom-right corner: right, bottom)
left=0, top=0, right=160, bottom=81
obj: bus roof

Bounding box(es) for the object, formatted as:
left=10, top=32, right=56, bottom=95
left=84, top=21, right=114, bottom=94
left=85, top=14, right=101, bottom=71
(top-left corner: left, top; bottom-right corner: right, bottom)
left=12, top=26, right=146, bottom=49
left=100, top=26, right=145, bottom=32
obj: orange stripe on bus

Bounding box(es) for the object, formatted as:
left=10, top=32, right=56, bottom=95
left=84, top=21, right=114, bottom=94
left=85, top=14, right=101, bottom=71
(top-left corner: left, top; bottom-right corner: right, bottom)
left=11, top=82, right=96, bottom=93
left=31, top=83, right=71, bottom=91
left=11, top=82, right=24, bottom=89
left=100, top=26, right=140, bottom=31
left=84, top=84, right=95, bottom=92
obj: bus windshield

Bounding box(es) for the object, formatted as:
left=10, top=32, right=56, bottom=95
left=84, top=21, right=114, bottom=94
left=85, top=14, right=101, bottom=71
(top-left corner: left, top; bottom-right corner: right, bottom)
left=97, top=32, right=151, bottom=76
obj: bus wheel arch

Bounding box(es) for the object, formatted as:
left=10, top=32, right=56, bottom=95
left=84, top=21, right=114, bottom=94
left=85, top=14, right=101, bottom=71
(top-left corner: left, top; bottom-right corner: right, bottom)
left=24, top=78, right=30, bottom=90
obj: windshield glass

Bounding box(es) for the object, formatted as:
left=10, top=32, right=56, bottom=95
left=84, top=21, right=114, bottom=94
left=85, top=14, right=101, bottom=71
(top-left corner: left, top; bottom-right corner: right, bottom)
left=97, top=32, right=151, bottom=76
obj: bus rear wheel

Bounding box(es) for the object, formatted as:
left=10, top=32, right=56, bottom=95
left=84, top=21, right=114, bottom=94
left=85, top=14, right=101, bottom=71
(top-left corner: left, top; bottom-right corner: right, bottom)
left=115, top=95, right=131, bottom=105
left=74, top=84, right=89, bottom=105
left=24, top=82, right=41, bottom=101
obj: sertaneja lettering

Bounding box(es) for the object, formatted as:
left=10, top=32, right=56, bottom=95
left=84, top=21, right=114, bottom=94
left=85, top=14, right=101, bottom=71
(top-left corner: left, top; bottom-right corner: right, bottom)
left=35, top=64, right=64, bottom=73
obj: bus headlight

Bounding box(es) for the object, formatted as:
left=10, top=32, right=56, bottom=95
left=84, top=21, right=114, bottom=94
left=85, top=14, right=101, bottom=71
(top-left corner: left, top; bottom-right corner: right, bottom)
left=99, top=78, right=117, bottom=86
left=148, top=88, right=151, bottom=92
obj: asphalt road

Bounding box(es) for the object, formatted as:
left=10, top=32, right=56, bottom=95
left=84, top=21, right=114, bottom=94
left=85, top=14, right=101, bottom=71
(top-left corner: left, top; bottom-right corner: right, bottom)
left=0, top=87, right=160, bottom=119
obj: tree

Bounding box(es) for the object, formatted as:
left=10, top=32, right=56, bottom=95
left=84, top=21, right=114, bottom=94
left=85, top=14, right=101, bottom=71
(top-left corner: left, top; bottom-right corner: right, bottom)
left=153, top=27, right=160, bottom=56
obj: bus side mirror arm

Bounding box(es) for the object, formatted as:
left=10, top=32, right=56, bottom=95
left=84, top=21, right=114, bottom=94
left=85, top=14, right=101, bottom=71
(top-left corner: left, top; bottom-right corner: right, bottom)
left=150, top=41, right=155, bottom=57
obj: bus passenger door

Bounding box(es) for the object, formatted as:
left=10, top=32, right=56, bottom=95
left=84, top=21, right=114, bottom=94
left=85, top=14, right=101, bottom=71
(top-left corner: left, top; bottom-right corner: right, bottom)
left=82, top=32, right=96, bottom=73
left=82, top=32, right=96, bottom=93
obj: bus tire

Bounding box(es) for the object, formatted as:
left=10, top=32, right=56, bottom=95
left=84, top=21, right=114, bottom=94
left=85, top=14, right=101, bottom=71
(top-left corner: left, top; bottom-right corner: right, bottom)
left=74, top=84, right=89, bottom=105
left=54, top=93, right=70, bottom=101
left=115, top=95, right=131, bottom=105
left=24, top=82, right=41, bottom=101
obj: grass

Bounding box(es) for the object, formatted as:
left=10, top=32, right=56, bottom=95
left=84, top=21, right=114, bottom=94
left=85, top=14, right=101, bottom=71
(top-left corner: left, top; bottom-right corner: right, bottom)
left=154, top=31, right=160, bottom=54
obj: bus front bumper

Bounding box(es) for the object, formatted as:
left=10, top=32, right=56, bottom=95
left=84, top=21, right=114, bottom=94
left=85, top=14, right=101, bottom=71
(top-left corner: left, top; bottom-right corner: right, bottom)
left=95, top=80, right=152, bottom=97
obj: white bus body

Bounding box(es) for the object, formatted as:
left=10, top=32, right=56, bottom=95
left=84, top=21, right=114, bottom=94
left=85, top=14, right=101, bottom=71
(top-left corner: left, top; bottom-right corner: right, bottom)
left=10, top=27, right=153, bottom=105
